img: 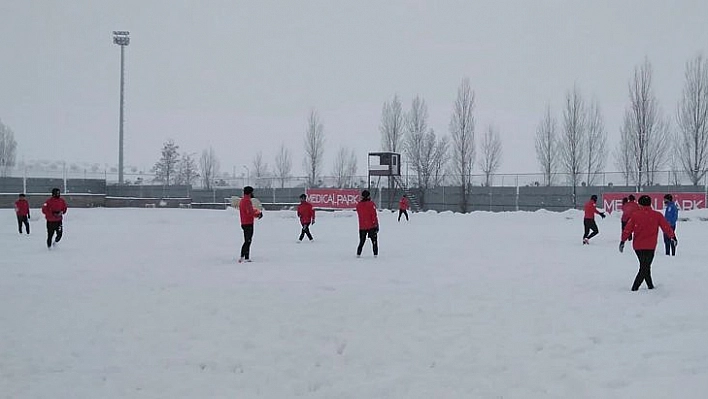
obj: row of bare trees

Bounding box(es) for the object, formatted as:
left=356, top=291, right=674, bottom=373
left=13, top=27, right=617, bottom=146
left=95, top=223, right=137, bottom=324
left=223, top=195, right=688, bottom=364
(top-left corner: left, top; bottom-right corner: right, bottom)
left=402, top=96, right=448, bottom=192
left=0, top=119, right=18, bottom=177
left=142, top=54, right=708, bottom=202
left=152, top=139, right=201, bottom=187
left=242, top=110, right=328, bottom=190
left=379, top=78, right=504, bottom=211
left=244, top=80, right=505, bottom=206
left=534, top=85, right=607, bottom=207
left=267, top=83, right=504, bottom=200
left=535, top=54, right=708, bottom=195
left=676, top=55, right=708, bottom=185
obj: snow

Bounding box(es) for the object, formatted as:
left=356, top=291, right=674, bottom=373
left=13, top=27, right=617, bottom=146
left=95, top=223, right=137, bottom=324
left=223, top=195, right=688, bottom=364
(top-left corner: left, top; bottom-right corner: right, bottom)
left=2, top=207, right=708, bottom=398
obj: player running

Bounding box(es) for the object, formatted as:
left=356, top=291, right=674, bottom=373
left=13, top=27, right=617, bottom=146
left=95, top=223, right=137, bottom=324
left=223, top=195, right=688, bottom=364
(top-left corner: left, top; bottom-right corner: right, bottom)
left=355, top=190, right=379, bottom=258
left=582, top=194, right=606, bottom=244
left=41, top=188, right=67, bottom=248
left=296, top=193, right=315, bottom=242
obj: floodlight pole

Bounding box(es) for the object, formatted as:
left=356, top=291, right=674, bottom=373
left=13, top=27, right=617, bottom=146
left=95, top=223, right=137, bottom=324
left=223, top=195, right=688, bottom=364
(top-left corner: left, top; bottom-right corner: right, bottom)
left=113, top=31, right=130, bottom=184
left=242, top=165, right=250, bottom=186
left=367, top=155, right=371, bottom=191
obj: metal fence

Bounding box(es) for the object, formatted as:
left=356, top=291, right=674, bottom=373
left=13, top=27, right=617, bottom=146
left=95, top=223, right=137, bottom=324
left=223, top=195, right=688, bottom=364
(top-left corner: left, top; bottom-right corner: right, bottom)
left=4, top=165, right=707, bottom=190
left=3, top=164, right=707, bottom=214
left=0, top=176, right=106, bottom=195
left=2, top=178, right=706, bottom=213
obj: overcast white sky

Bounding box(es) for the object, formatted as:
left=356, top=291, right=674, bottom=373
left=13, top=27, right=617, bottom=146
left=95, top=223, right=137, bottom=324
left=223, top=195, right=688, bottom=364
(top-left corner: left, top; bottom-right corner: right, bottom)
left=1, top=0, right=707, bottom=177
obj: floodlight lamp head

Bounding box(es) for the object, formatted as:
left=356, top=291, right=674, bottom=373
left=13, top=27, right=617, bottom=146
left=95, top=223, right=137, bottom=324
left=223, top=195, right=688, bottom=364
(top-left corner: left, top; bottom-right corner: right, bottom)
left=113, top=31, right=130, bottom=46
left=113, top=36, right=130, bottom=46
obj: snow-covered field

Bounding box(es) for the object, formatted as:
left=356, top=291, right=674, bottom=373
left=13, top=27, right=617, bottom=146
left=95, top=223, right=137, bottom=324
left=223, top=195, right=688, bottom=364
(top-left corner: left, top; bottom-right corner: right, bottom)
left=2, top=206, right=708, bottom=398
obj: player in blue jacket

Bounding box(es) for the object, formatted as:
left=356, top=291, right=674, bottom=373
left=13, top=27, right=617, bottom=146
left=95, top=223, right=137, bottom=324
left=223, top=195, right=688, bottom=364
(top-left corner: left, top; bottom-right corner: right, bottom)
left=663, top=194, right=678, bottom=256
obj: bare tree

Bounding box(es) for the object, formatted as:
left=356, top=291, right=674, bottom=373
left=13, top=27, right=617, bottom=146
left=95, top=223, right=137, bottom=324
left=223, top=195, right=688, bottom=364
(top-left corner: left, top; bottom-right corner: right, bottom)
left=535, top=106, right=558, bottom=186
left=404, top=95, right=428, bottom=188
left=414, top=128, right=448, bottom=190
left=152, top=139, right=180, bottom=186
left=332, top=147, right=358, bottom=187
left=559, top=85, right=587, bottom=207
left=303, top=109, right=325, bottom=187
left=403, top=95, right=450, bottom=193
left=345, top=149, right=358, bottom=187
left=479, top=124, right=503, bottom=186
left=199, top=147, right=220, bottom=189
left=677, top=54, right=708, bottom=185
left=646, top=118, right=671, bottom=185
left=585, top=99, right=607, bottom=185
left=622, top=58, right=670, bottom=188
left=449, top=78, right=476, bottom=212
left=668, top=143, right=683, bottom=186
left=332, top=147, right=348, bottom=188
left=0, top=119, right=17, bottom=177
left=380, top=94, right=406, bottom=206
left=380, top=94, right=405, bottom=152
left=252, top=151, right=271, bottom=188
left=176, top=152, right=199, bottom=186
left=615, top=122, right=636, bottom=186
left=431, top=135, right=449, bottom=188
left=274, top=143, right=292, bottom=188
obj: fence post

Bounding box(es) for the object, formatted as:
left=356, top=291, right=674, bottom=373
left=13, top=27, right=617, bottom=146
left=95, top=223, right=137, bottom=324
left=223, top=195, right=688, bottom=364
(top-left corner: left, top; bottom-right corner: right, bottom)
left=515, top=175, right=519, bottom=212
left=63, top=162, right=68, bottom=193
left=442, top=185, right=445, bottom=211
left=23, top=166, right=27, bottom=194
left=377, top=184, right=382, bottom=209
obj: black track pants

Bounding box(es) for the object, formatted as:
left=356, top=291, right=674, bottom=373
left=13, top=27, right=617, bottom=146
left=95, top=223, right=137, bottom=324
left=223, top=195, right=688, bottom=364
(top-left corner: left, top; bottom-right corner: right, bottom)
left=583, top=219, right=599, bottom=240
left=17, top=215, right=29, bottom=234
left=241, top=224, right=254, bottom=259
left=632, top=249, right=655, bottom=290
left=46, top=221, right=63, bottom=248
left=299, top=223, right=313, bottom=241
left=398, top=209, right=409, bottom=221
left=357, top=228, right=378, bottom=256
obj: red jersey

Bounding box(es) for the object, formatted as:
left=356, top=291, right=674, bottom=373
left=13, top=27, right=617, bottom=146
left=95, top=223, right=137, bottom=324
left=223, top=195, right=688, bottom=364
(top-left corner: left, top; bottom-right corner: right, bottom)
left=239, top=194, right=256, bottom=225
left=297, top=201, right=315, bottom=224
left=15, top=199, right=30, bottom=216
left=583, top=200, right=602, bottom=219
left=399, top=197, right=409, bottom=211
left=356, top=199, right=379, bottom=230
left=621, top=201, right=639, bottom=222
left=42, top=197, right=67, bottom=222
left=621, top=206, right=675, bottom=250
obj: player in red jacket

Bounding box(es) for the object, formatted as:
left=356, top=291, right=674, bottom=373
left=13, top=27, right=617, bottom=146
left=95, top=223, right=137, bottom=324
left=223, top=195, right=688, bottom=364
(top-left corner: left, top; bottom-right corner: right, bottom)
left=398, top=195, right=410, bottom=222
left=41, top=188, right=68, bottom=248
left=621, top=194, right=638, bottom=241
left=296, top=193, right=316, bottom=242
left=582, top=195, right=606, bottom=244
left=14, top=193, right=31, bottom=234
left=620, top=195, right=677, bottom=291
left=238, top=186, right=262, bottom=263
left=355, top=189, right=379, bottom=257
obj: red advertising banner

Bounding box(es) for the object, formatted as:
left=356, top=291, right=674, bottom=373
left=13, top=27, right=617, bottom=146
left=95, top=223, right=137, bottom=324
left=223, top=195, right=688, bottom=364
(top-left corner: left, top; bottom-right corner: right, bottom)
left=602, top=192, right=706, bottom=214
left=306, top=189, right=361, bottom=209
